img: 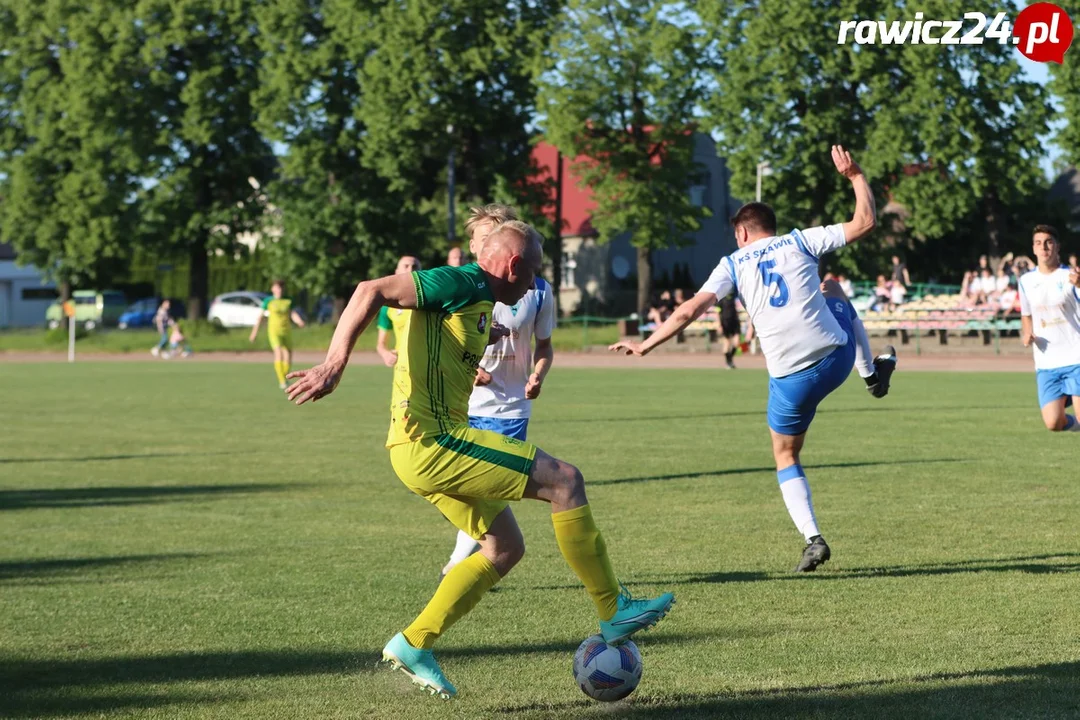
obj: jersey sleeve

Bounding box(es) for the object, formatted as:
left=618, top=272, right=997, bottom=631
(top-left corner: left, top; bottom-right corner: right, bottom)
left=376, top=306, right=392, bottom=330
left=794, top=225, right=847, bottom=257
left=261, top=297, right=272, bottom=310
left=534, top=280, right=556, bottom=341
left=413, top=264, right=493, bottom=313
left=699, top=256, right=735, bottom=300
left=1018, top=277, right=1032, bottom=316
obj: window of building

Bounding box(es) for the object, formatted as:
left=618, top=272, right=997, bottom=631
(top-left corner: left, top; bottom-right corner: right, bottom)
left=21, top=287, right=58, bottom=301
left=561, top=252, right=577, bottom=289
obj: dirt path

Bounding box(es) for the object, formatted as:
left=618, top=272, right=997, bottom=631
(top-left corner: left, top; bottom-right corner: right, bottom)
left=0, top=348, right=1036, bottom=372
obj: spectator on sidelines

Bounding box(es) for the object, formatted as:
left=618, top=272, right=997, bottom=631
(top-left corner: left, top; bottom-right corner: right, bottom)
left=646, top=290, right=674, bottom=327
left=998, top=279, right=1021, bottom=314
left=673, top=288, right=687, bottom=310
left=1070, top=253, right=1078, bottom=272
left=716, top=292, right=741, bottom=369
left=873, top=275, right=891, bottom=311
left=150, top=299, right=173, bottom=357
left=990, top=266, right=1010, bottom=302
left=837, top=273, right=855, bottom=298
left=447, top=246, right=466, bottom=267
left=978, top=268, right=996, bottom=301
left=888, top=278, right=906, bottom=312
left=890, top=255, right=911, bottom=287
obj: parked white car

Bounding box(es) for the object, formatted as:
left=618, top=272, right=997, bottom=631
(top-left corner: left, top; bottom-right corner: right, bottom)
left=207, top=291, right=269, bottom=328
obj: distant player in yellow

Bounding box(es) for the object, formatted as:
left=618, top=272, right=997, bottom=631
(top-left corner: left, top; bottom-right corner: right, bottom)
left=249, top=280, right=306, bottom=389
left=375, top=256, right=422, bottom=367
left=286, top=221, right=674, bottom=699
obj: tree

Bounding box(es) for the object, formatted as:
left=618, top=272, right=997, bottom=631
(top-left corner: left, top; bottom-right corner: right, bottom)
left=136, top=0, right=276, bottom=320
left=704, top=0, right=1052, bottom=281
left=356, top=0, right=557, bottom=247
left=0, top=1, right=151, bottom=297
left=1049, top=1, right=1080, bottom=169
left=537, top=0, right=713, bottom=314
left=254, top=0, right=424, bottom=319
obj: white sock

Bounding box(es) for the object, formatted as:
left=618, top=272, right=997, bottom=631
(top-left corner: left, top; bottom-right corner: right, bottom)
left=849, top=311, right=876, bottom=379
left=778, top=465, right=820, bottom=542
left=447, top=530, right=481, bottom=567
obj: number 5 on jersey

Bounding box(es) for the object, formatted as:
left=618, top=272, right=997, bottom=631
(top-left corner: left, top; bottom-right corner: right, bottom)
left=759, top=259, right=789, bottom=308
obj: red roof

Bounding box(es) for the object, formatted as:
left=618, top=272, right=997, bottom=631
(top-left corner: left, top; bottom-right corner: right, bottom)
left=531, top=142, right=597, bottom=238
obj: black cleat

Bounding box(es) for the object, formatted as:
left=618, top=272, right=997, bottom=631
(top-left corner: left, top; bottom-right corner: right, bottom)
left=794, top=535, right=831, bottom=572
left=865, top=345, right=896, bottom=398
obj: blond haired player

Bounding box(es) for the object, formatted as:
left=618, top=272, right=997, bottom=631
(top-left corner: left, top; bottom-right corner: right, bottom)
left=286, top=221, right=673, bottom=698
left=441, top=204, right=557, bottom=579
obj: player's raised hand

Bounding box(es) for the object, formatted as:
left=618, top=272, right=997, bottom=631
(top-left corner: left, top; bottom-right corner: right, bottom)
left=609, top=340, right=647, bottom=357
left=286, top=362, right=342, bottom=405
left=831, top=145, right=863, bottom=180
left=487, top=322, right=510, bottom=346
left=378, top=348, right=398, bottom=368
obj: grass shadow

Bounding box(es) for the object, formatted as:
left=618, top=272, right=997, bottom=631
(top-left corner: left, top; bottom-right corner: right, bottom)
left=498, top=659, right=1080, bottom=718
left=0, top=554, right=207, bottom=583
left=0, top=483, right=295, bottom=510
left=0, top=451, right=245, bottom=464
left=592, top=458, right=969, bottom=487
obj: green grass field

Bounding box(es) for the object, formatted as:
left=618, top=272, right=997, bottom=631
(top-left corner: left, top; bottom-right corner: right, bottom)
left=2, top=362, right=1078, bottom=719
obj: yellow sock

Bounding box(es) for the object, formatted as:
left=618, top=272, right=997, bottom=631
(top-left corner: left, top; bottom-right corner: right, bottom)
left=552, top=504, right=619, bottom=621
left=402, top=552, right=500, bottom=650
left=273, top=361, right=286, bottom=385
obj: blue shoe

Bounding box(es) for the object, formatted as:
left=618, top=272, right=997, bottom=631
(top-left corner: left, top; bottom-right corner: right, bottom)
left=599, top=585, right=675, bottom=644
left=381, top=632, right=457, bottom=699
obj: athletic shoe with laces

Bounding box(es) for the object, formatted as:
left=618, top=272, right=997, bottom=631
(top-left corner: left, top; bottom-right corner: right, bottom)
left=381, top=632, right=457, bottom=699
left=794, top=535, right=831, bottom=572
left=599, top=585, right=675, bottom=645
left=865, top=345, right=897, bottom=398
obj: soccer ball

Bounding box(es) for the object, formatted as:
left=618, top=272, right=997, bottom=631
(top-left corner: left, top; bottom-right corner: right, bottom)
left=572, top=634, right=642, bottom=702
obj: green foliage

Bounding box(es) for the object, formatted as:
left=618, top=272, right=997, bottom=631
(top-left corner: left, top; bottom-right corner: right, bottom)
left=704, top=0, right=1053, bottom=280
left=42, top=324, right=87, bottom=344
left=0, top=1, right=152, bottom=288
left=135, top=0, right=277, bottom=316
left=1049, top=1, right=1080, bottom=169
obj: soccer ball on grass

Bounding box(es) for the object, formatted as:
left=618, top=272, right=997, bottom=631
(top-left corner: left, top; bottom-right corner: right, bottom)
left=572, top=634, right=642, bottom=702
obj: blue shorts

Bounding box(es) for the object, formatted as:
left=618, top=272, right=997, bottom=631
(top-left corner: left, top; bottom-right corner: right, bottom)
left=467, top=415, right=530, bottom=442
left=767, top=301, right=857, bottom=436
left=1036, top=364, right=1080, bottom=408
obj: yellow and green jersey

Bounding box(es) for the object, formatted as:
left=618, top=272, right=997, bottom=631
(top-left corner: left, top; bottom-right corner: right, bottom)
left=376, top=305, right=412, bottom=342
left=262, top=296, right=294, bottom=336
left=385, top=263, right=495, bottom=448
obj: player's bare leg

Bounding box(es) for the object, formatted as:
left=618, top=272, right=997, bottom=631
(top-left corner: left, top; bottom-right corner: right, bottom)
left=772, top=429, right=830, bottom=572
left=524, top=449, right=674, bottom=644
left=1040, top=396, right=1080, bottom=432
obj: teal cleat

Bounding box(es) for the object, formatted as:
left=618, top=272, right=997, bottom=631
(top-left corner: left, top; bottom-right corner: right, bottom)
left=381, top=632, right=457, bottom=699
left=599, top=585, right=675, bottom=645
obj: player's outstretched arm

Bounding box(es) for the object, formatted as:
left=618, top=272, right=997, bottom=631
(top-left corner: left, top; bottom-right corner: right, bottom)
left=832, top=145, right=876, bottom=244
left=610, top=291, right=715, bottom=357
left=248, top=312, right=263, bottom=343
left=290, top=310, right=306, bottom=329
left=287, top=274, right=417, bottom=405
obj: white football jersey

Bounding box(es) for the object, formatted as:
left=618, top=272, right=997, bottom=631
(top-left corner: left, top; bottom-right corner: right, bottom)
left=468, top=277, right=556, bottom=419
left=700, top=224, right=849, bottom=377
left=1019, top=267, right=1080, bottom=370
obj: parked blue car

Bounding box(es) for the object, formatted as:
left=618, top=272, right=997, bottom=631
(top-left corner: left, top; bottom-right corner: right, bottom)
left=118, top=298, right=186, bottom=329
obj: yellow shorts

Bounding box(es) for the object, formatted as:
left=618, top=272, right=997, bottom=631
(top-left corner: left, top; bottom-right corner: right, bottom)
left=268, top=331, right=291, bottom=350
left=389, top=424, right=537, bottom=540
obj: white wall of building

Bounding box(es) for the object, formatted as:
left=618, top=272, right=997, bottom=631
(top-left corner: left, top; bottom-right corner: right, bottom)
left=0, top=261, right=57, bottom=328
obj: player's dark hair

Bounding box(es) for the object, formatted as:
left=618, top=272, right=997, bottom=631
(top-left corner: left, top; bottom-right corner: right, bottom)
left=1033, top=224, right=1058, bottom=241
left=731, top=202, right=777, bottom=236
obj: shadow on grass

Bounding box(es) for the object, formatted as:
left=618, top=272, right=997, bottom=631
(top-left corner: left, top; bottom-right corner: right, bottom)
left=0, top=483, right=294, bottom=510
left=0, top=554, right=206, bottom=583
left=497, top=659, right=1080, bottom=718
left=522, top=554, right=1080, bottom=591
left=592, top=458, right=968, bottom=487
left=0, top=451, right=243, bottom=465
left=0, top=636, right=695, bottom=717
